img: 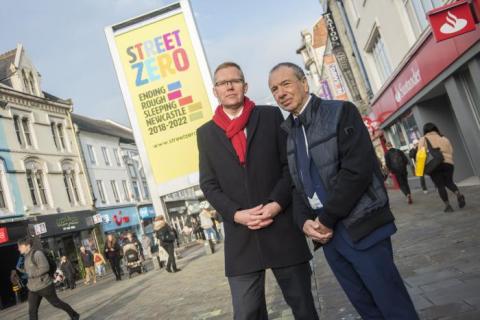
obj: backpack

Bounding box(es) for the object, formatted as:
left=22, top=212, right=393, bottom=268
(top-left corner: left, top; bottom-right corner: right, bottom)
left=389, top=149, right=407, bottom=172
left=156, top=227, right=176, bottom=243
left=32, top=250, right=57, bottom=277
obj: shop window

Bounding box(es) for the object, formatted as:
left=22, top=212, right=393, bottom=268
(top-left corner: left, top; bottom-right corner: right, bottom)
left=96, top=180, right=107, bottom=204
left=111, top=180, right=120, bottom=203
left=400, top=112, right=421, bottom=144
left=101, top=147, right=111, bottom=166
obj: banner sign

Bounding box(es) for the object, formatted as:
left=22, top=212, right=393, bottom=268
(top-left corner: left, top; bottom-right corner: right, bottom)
left=105, top=1, right=216, bottom=202
left=428, top=0, right=477, bottom=42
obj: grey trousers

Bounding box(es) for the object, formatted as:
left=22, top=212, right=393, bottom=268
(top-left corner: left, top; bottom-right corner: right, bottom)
left=228, top=262, right=319, bottom=320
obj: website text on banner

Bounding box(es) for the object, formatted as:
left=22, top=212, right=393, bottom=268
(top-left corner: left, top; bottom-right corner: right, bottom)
left=113, top=12, right=212, bottom=184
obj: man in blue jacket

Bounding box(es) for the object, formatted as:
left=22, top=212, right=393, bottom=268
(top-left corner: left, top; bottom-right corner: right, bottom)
left=269, top=62, right=418, bottom=319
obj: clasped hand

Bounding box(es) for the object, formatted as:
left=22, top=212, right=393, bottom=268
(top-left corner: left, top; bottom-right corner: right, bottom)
left=234, top=202, right=282, bottom=230
left=303, top=218, right=333, bottom=244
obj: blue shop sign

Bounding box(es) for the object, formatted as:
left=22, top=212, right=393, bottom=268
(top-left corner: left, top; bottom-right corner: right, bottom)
left=100, top=206, right=140, bottom=232
left=138, top=205, right=156, bottom=219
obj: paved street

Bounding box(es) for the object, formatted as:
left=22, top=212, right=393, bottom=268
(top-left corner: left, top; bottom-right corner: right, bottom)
left=1, top=185, right=479, bottom=320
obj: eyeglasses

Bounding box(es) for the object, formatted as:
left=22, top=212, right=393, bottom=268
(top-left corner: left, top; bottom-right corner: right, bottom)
left=214, top=78, right=244, bottom=88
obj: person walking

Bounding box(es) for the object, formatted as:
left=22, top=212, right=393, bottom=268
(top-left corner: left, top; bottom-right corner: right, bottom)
left=154, top=216, right=180, bottom=273
left=269, top=62, right=418, bottom=319
left=385, top=142, right=413, bottom=204
left=17, top=237, right=79, bottom=320
left=409, top=139, right=428, bottom=193
left=59, top=256, right=76, bottom=290
left=104, top=234, right=122, bottom=281
left=93, top=250, right=107, bottom=277
left=418, top=122, right=466, bottom=212
left=198, top=62, right=317, bottom=320
left=80, top=246, right=96, bottom=285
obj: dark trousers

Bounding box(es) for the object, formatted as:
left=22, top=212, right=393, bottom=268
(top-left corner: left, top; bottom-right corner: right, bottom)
left=28, top=284, right=77, bottom=320
left=394, top=171, right=411, bottom=196
left=429, top=163, right=458, bottom=202
left=65, top=275, right=75, bottom=289
left=228, top=262, right=319, bottom=320
left=108, top=256, right=122, bottom=280
left=323, top=236, right=418, bottom=319
left=419, top=175, right=427, bottom=191
left=163, top=243, right=177, bottom=271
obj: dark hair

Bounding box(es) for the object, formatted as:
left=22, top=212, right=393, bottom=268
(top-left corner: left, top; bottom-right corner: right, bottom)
left=214, top=62, right=245, bottom=81
left=269, top=62, right=306, bottom=80
left=423, top=122, right=440, bottom=135
left=17, top=237, right=33, bottom=247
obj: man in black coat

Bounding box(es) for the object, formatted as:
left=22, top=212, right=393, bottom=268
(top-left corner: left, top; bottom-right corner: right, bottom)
left=197, top=62, right=317, bottom=320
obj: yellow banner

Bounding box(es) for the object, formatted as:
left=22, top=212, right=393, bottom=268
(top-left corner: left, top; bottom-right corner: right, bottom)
left=113, top=12, right=212, bottom=183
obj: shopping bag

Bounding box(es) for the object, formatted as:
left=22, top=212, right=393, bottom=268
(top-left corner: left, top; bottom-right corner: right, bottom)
left=415, top=147, right=427, bottom=177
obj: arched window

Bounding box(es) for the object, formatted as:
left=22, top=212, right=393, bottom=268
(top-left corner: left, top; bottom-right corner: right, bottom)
left=24, top=159, right=49, bottom=207
left=0, top=160, right=13, bottom=213
left=61, top=161, right=82, bottom=205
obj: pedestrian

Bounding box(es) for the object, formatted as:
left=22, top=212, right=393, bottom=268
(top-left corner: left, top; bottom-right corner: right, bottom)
left=154, top=216, right=180, bottom=273
left=418, top=122, right=466, bottom=212
left=141, top=234, right=152, bottom=260
left=269, top=62, right=418, bottom=319
left=17, top=237, right=79, bottom=320
left=409, top=139, right=428, bottom=193
left=59, top=256, right=76, bottom=290
left=104, top=234, right=122, bottom=281
left=93, top=250, right=107, bottom=277
left=80, top=246, right=96, bottom=285
left=385, top=142, right=413, bottom=204
left=199, top=209, right=217, bottom=242
left=198, top=62, right=317, bottom=320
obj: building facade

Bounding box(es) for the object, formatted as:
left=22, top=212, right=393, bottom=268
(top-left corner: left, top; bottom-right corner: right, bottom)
left=72, top=114, right=154, bottom=240
left=337, top=0, right=480, bottom=185
left=0, top=45, right=97, bottom=308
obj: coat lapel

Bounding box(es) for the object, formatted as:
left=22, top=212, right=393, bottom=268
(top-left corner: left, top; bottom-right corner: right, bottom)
left=246, top=108, right=260, bottom=151
left=211, top=123, right=238, bottom=161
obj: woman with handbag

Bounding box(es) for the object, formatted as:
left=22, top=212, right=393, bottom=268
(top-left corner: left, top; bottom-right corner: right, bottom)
left=418, top=123, right=466, bottom=212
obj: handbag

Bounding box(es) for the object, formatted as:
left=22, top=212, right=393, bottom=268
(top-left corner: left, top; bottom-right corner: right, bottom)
left=424, top=137, right=444, bottom=175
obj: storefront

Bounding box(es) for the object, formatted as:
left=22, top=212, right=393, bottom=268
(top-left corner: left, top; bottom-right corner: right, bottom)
left=29, top=210, right=101, bottom=278
left=370, top=1, right=480, bottom=185
left=100, top=205, right=143, bottom=241
left=0, top=219, right=28, bottom=309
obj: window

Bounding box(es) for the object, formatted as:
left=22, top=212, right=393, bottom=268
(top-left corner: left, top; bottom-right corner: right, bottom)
left=63, top=170, right=80, bottom=205
left=111, top=180, right=120, bottom=203
left=22, top=69, right=32, bottom=94
left=132, top=180, right=141, bottom=201
left=51, top=123, right=59, bottom=149
left=26, top=169, right=48, bottom=206
left=113, top=148, right=121, bottom=166
left=405, top=0, right=444, bottom=35
left=21, top=118, right=32, bottom=146
left=366, top=29, right=393, bottom=84
left=0, top=163, right=10, bottom=211
left=0, top=178, right=6, bottom=209
left=142, top=179, right=150, bottom=200
left=57, top=124, right=66, bottom=150
left=122, top=180, right=130, bottom=201
left=127, top=164, right=137, bottom=178
left=101, top=147, right=110, bottom=166
left=13, top=116, right=23, bottom=145
left=87, top=145, right=96, bottom=165
left=96, top=180, right=106, bottom=204
left=29, top=72, right=37, bottom=96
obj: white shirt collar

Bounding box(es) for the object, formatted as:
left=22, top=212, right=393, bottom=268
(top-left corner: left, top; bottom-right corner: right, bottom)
left=293, top=95, right=312, bottom=119
left=224, top=106, right=244, bottom=120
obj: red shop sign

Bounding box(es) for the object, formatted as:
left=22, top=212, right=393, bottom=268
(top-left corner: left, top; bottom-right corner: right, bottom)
left=0, top=227, right=9, bottom=244
left=428, top=0, right=477, bottom=42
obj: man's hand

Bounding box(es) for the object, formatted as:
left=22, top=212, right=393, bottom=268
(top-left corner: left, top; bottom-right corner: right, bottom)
left=303, top=218, right=333, bottom=243
left=234, top=205, right=264, bottom=227
left=248, top=202, right=282, bottom=230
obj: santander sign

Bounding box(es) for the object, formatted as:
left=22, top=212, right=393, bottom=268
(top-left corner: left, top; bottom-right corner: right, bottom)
left=428, top=0, right=477, bottom=42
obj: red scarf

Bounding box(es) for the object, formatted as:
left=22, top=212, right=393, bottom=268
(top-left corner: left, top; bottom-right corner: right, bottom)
left=213, top=97, right=255, bottom=165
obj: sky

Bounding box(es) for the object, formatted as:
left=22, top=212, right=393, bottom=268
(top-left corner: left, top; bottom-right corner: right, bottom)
left=0, top=0, right=322, bottom=127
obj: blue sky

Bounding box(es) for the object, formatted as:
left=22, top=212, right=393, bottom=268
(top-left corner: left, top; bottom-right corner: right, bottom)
left=0, top=0, right=322, bottom=126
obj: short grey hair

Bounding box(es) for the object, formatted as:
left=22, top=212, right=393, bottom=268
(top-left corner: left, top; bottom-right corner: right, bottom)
left=269, top=62, right=306, bottom=80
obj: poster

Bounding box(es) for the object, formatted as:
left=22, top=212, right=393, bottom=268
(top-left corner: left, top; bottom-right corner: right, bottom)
left=106, top=2, right=215, bottom=193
